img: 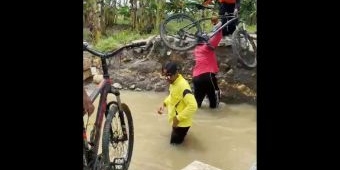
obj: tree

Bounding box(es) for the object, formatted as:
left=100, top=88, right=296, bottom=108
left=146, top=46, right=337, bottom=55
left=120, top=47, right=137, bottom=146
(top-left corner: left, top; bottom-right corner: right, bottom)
left=84, top=0, right=102, bottom=44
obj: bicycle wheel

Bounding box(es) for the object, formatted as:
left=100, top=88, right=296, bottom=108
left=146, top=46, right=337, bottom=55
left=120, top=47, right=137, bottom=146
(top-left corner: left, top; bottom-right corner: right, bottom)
left=102, top=103, right=134, bottom=170
left=160, top=13, right=201, bottom=51
left=232, top=27, right=257, bottom=68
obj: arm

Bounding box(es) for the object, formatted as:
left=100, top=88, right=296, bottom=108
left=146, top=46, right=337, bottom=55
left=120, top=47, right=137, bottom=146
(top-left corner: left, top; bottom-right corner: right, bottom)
left=163, top=95, right=170, bottom=107
left=175, top=94, right=198, bottom=122
left=235, top=0, right=241, bottom=10
left=209, top=29, right=223, bottom=47
left=158, top=95, right=170, bottom=114
left=83, top=88, right=95, bottom=116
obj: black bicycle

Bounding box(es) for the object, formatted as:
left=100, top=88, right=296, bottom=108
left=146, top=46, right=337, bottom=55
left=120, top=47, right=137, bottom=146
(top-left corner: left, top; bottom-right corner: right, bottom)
left=159, top=3, right=257, bottom=68
left=83, top=41, right=146, bottom=170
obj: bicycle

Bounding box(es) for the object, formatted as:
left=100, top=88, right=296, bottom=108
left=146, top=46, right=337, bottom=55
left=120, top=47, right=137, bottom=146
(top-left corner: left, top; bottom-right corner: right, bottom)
left=159, top=3, right=257, bottom=68
left=83, top=41, right=146, bottom=170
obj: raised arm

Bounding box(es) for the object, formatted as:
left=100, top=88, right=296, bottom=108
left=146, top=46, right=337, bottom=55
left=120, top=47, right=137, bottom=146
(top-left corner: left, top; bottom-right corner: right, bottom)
left=236, top=0, right=241, bottom=10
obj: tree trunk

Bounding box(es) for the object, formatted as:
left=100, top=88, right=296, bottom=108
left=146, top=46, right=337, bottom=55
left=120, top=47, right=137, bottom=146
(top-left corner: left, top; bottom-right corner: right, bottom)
left=136, top=0, right=145, bottom=32
left=156, top=0, right=165, bottom=33
left=99, top=0, right=106, bottom=34
left=87, top=0, right=101, bottom=44
left=130, top=0, right=137, bottom=30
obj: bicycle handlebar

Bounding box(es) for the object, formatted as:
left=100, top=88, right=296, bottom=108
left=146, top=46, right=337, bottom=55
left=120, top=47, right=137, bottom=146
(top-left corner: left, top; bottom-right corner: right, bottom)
left=83, top=41, right=147, bottom=59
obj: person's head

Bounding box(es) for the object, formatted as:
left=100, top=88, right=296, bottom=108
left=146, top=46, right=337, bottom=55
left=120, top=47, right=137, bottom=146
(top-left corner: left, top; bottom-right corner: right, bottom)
left=162, top=62, right=179, bottom=84
left=197, top=33, right=209, bottom=45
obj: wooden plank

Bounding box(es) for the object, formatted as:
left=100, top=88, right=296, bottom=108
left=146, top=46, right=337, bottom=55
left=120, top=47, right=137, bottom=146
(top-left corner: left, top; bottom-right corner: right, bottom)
left=181, top=160, right=222, bottom=170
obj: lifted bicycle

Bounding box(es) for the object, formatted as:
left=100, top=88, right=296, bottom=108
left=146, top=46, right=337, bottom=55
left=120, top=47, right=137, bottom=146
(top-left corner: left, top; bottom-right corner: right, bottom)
left=159, top=2, right=256, bottom=68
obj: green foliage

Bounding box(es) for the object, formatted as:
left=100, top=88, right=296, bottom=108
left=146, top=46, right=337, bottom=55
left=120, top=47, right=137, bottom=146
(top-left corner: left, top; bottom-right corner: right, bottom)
left=240, top=0, right=256, bottom=25
left=83, top=28, right=91, bottom=41
left=118, top=6, right=130, bottom=18
left=165, top=0, right=204, bottom=15
left=115, top=15, right=131, bottom=25
left=246, top=25, right=256, bottom=33
left=94, top=30, right=152, bottom=52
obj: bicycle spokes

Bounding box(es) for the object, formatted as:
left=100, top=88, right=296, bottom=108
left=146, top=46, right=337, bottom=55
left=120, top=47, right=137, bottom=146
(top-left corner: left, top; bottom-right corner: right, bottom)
left=104, top=111, right=130, bottom=169
left=162, top=14, right=199, bottom=50
left=232, top=29, right=257, bottom=68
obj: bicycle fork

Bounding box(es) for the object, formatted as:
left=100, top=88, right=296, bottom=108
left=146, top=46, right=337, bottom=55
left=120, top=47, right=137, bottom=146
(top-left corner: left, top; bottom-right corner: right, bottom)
left=237, top=23, right=250, bottom=49
left=109, top=87, right=128, bottom=141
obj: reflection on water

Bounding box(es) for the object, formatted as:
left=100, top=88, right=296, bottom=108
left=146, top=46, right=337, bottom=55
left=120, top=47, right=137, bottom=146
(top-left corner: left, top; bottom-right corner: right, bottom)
left=84, top=90, right=256, bottom=170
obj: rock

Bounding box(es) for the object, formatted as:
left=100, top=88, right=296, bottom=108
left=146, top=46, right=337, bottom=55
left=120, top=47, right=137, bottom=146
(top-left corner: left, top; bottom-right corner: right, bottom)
left=135, top=88, right=142, bottom=91
left=123, top=58, right=132, bottom=62
left=138, top=76, right=146, bottom=81
left=92, top=57, right=101, bottom=68
left=136, top=81, right=148, bottom=89
left=146, top=84, right=153, bottom=91
left=133, top=48, right=143, bottom=53
left=113, top=83, right=122, bottom=89
left=83, top=69, right=92, bottom=81
left=154, top=84, right=166, bottom=92
left=129, top=84, right=136, bottom=90
left=129, top=60, right=161, bottom=73
left=220, top=63, right=230, bottom=72
left=83, top=57, right=91, bottom=70
left=227, top=69, right=233, bottom=75
left=237, top=84, right=247, bottom=91
left=93, top=74, right=103, bottom=84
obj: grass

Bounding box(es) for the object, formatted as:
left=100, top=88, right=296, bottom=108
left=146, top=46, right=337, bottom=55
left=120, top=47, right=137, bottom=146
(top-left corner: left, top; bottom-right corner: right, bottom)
left=83, top=15, right=155, bottom=52
left=94, top=30, right=153, bottom=52
left=246, top=25, right=256, bottom=33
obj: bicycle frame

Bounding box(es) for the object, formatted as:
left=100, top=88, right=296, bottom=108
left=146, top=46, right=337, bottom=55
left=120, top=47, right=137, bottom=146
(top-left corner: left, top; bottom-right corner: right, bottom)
left=83, top=52, right=122, bottom=169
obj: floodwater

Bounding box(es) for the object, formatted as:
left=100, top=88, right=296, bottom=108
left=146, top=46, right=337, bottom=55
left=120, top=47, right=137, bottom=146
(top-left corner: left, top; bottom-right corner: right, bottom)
left=83, top=90, right=256, bottom=170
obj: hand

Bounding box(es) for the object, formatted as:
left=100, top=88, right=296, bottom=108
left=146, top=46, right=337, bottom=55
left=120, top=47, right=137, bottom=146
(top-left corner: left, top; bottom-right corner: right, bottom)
left=211, top=15, right=219, bottom=25
left=157, top=105, right=165, bottom=114
left=233, top=8, right=239, bottom=16
left=83, top=94, right=95, bottom=117
left=172, top=116, right=179, bottom=127
left=212, top=21, right=222, bottom=32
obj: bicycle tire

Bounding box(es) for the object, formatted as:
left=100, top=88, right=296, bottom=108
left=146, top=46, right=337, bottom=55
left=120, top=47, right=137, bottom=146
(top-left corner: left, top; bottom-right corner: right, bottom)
left=232, top=28, right=257, bottom=68
left=160, top=13, right=201, bottom=51
left=83, top=146, right=90, bottom=170
left=102, top=103, right=134, bottom=170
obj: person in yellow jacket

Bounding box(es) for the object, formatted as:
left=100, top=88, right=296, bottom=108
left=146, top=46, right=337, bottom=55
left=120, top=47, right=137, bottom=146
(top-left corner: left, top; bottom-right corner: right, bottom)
left=157, top=62, right=198, bottom=145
